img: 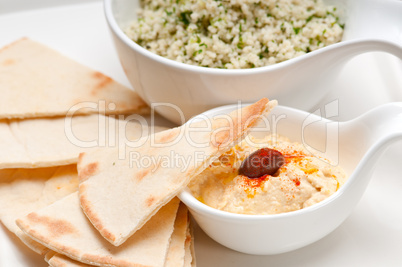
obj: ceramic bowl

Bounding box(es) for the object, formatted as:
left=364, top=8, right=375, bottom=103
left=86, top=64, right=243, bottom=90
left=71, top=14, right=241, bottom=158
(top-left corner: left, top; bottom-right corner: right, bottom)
left=179, top=102, right=402, bottom=255
left=104, top=0, right=402, bottom=124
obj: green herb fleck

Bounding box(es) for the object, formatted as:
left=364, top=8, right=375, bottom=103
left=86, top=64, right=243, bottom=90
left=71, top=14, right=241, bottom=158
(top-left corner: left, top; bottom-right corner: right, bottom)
left=179, top=11, right=192, bottom=26
left=280, top=22, right=285, bottom=33
left=192, top=49, right=203, bottom=57
left=237, top=34, right=244, bottom=49
left=293, top=27, right=301, bottom=34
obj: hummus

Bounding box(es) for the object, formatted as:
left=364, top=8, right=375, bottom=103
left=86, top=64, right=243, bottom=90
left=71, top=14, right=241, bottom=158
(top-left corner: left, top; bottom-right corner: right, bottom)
left=189, top=135, right=347, bottom=215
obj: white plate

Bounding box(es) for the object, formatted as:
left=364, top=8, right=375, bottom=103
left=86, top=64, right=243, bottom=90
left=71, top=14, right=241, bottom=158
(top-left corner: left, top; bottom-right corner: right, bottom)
left=0, top=1, right=402, bottom=266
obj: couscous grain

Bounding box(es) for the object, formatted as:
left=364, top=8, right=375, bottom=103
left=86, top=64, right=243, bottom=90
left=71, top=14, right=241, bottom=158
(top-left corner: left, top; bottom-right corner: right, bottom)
left=125, top=0, right=344, bottom=69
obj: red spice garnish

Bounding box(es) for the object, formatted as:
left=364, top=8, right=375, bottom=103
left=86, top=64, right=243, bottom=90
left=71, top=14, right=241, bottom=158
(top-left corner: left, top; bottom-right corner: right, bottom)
left=239, top=174, right=269, bottom=198
left=284, top=154, right=306, bottom=163
left=241, top=174, right=269, bottom=188
left=237, top=147, right=311, bottom=195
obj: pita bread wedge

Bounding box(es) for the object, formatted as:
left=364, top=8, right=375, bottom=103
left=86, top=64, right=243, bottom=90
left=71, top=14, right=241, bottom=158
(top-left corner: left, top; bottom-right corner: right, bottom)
left=0, top=165, right=78, bottom=255
left=0, top=38, right=149, bottom=119
left=44, top=202, right=190, bottom=267
left=17, top=194, right=180, bottom=267
left=165, top=203, right=189, bottom=267
left=0, top=114, right=154, bottom=169
left=48, top=253, right=92, bottom=267
left=184, top=220, right=196, bottom=267
left=15, top=230, right=49, bottom=255
left=45, top=251, right=58, bottom=263
left=78, top=98, right=276, bottom=246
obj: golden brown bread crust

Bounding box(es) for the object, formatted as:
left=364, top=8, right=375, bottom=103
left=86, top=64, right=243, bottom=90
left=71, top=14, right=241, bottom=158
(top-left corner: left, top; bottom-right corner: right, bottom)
left=77, top=162, right=99, bottom=183
left=78, top=188, right=117, bottom=244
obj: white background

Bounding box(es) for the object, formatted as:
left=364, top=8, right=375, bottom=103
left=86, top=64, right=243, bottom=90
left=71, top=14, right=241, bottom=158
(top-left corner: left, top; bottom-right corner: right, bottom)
left=0, top=1, right=402, bottom=266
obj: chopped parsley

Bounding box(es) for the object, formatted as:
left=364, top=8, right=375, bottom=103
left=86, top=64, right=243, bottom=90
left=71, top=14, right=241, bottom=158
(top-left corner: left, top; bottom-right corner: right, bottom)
left=179, top=11, right=192, bottom=26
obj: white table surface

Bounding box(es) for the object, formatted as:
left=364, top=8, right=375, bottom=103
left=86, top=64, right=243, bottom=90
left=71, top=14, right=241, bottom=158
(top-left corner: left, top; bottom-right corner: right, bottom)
left=1, top=1, right=402, bottom=266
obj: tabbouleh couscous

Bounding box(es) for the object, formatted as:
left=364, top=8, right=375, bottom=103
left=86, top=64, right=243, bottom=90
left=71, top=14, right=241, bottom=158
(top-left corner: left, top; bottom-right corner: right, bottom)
left=125, top=0, right=344, bottom=69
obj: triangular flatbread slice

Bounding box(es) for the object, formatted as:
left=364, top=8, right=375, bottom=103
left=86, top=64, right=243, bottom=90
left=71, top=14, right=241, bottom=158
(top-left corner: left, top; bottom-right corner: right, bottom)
left=0, top=38, right=149, bottom=119
left=17, top=194, right=180, bottom=267
left=0, top=114, right=153, bottom=169
left=48, top=253, right=91, bottom=267
left=44, top=202, right=191, bottom=267
left=44, top=251, right=57, bottom=263
left=165, top=203, right=189, bottom=267
left=16, top=231, right=49, bottom=255
left=78, top=98, right=276, bottom=246
left=0, top=165, right=78, bottom=255
left=184, top=220, right=196, bottom=267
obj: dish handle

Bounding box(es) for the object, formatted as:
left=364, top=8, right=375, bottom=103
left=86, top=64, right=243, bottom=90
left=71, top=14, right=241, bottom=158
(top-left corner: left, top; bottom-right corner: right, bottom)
left=348, top=103, right=402, bottom=188
left=344, top=0, right=402, bottom=46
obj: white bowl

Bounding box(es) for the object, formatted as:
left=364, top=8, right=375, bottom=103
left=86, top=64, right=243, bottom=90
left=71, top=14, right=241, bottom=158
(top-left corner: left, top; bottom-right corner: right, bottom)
left=179, top=102, right=402, bottom=255
left=104, top=0, right=402, bottom=124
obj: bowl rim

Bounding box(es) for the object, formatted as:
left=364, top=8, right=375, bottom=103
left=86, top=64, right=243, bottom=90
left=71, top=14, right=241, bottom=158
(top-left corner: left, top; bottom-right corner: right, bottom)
left=103, top=0, right=349, bottom=75
left=178, top=103, right=351, bottom=221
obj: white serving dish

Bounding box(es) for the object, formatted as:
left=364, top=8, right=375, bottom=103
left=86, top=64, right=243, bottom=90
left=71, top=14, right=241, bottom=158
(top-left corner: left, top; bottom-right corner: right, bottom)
left=104, top=0, right=402, bottom=124
left=180, top=102, right=402, bottom=255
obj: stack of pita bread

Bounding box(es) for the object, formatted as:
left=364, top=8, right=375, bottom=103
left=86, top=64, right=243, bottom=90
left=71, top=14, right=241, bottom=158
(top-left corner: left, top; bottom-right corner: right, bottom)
left=0, top=38, right=277, bottom=266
